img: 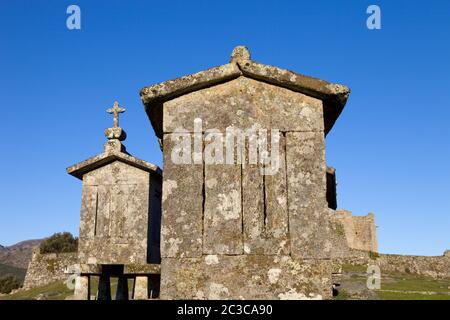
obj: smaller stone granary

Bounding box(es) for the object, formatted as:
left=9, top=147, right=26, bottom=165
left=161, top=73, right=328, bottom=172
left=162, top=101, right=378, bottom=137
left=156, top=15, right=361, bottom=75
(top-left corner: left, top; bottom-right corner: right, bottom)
left=67, top=102, right=162, bottom=300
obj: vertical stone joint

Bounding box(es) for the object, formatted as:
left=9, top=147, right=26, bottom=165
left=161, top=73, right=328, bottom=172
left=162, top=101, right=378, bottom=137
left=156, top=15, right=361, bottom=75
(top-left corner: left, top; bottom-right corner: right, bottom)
left=262, top=173, right=267, bottom=235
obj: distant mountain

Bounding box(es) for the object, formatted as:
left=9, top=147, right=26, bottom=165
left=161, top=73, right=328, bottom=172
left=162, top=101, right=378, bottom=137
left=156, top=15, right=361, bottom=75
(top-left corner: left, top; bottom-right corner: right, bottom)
left=0, top=239, right=43, bottom=269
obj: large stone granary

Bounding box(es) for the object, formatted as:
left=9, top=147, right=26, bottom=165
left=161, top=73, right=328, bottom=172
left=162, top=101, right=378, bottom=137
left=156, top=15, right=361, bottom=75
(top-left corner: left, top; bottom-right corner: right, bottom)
left=139, top=46, right=353, bottom=299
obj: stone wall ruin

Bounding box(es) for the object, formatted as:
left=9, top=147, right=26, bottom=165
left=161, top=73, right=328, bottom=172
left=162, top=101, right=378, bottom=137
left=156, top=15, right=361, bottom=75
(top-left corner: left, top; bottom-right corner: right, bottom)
left=22, top=247, right=77, bottom=289
left=332, top=210, right=378, bottom=253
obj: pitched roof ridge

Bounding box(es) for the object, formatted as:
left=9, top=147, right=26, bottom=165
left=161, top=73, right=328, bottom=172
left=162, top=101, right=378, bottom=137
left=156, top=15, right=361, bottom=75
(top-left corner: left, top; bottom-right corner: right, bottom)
left=67, top=151, right=162, bottom=180
left=140, top=46, right=351, bottom=136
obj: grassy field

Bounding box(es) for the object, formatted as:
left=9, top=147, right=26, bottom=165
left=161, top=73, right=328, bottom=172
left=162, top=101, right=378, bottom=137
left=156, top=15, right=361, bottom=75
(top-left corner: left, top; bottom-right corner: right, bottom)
left=0, top=277, right=136, bottom=300
left=0, top=281, right=73, bottom=300
left=376, top=291, right=450, bottom=300
left=380, top=274, right=450, bottom=292
left=335, top=264, right=450, bottom=300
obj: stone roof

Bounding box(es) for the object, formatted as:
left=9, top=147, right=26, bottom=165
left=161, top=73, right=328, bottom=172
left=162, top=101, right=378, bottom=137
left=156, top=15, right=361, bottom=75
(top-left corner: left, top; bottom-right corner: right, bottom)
left=67, top=150, right=162, bottom=180
left=140, top=46, right=350, bottom=137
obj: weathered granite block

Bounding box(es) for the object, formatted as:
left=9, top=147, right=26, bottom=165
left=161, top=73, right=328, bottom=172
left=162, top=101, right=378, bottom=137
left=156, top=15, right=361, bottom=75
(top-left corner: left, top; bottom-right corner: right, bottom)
left=74, top=276, right=90, bottom=300
left=286, top=132, right=332, bottom=259
left=134, top=276, right=149, bottom=300
left=161, top=255, right=332, bottom=300
left=242, top=134, right=289, bottom=255
left=163, top=77, right=324, bottom=133
left=242, top=161, right=265, bottom=254
left=203, top=163, right=243, bottom=255
left=124, top=264, right=160, bottom=275
left=161, top=134, right=203, bottom=258
left=261, top=133, right=289, bottom=254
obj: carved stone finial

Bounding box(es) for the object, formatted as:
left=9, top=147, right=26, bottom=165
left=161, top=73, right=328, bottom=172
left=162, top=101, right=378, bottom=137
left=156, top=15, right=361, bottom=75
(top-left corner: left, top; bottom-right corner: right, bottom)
left=104, top=101, right=127, bottom=153
left=230, top=46, right=251, bottom=63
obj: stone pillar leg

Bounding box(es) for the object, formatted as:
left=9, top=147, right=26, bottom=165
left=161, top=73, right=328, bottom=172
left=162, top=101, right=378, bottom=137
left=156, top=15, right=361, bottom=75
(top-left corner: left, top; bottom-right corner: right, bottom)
left=74, top=275, right=90, bottom=300
left=115, top=276, right=129, bottom=300
left=133, top=276, right=148, bottom=300
left=97, top=274, right=111, bottom=300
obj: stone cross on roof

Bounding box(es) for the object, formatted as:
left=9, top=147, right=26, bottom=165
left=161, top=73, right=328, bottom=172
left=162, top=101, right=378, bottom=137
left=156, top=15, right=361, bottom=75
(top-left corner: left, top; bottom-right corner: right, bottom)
left=104, top=101, right=127, bottom=146
left=107, top=101, right=126, bottom=129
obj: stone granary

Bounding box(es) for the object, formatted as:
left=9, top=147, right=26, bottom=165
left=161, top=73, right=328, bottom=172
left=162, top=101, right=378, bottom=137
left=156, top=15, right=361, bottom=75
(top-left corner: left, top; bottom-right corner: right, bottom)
left=67, top=102, right=162, bottom=300
left=140, top=46, right=354, bottom=299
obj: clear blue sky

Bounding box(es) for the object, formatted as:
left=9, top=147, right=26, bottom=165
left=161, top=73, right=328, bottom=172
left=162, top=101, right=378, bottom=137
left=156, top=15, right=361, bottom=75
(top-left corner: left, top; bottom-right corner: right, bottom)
left=0, top=0, right=449, bottom=256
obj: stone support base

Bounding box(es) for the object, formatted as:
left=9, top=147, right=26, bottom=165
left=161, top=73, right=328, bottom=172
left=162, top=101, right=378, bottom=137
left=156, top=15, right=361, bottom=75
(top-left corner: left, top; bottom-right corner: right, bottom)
left=134, top=276, right=149, bottom=300
left=161, top=255, right=333, bottom=300
left=72, top=263, right=160, bottom=300
left=74, top=275, right=90, bottom=300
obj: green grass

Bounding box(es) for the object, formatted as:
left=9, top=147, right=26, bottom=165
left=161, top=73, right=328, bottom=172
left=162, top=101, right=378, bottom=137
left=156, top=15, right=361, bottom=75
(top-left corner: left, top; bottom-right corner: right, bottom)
left=337, top=265, right=450, bottom=300
left=376, top=291, right=450, bottom=300
left=381, top=275, right=450, bottom=293
left=0, top=281, right=74, bottom=300
left=0, top=277, right=136, bottom=300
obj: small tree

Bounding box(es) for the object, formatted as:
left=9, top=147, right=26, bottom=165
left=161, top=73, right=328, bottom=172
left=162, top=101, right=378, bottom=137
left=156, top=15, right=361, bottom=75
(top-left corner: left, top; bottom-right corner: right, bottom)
left=0, top=275, right=21, bottom=294
left=39, top=232, right=78, bottom=254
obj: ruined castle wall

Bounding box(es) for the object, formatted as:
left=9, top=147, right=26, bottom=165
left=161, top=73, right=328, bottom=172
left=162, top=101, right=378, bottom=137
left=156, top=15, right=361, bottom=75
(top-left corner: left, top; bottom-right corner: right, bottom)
left=334, top=250, right=450, bottom=279
left=377, top=253, right=450, bottom=279
left=332, top=210, right=378, bottom=253
left=328, top=210, right=353, bottom=259
left=23, top=248, right=78, bottom=289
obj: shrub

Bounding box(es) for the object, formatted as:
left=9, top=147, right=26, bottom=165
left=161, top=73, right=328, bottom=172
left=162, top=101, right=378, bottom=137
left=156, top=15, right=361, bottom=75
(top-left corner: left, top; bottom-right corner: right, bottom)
left=369, top=251, right=380, bottom=259
left=39, top=232, right=78, bottom=254
left=0, top=275, right=21, bottom=294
